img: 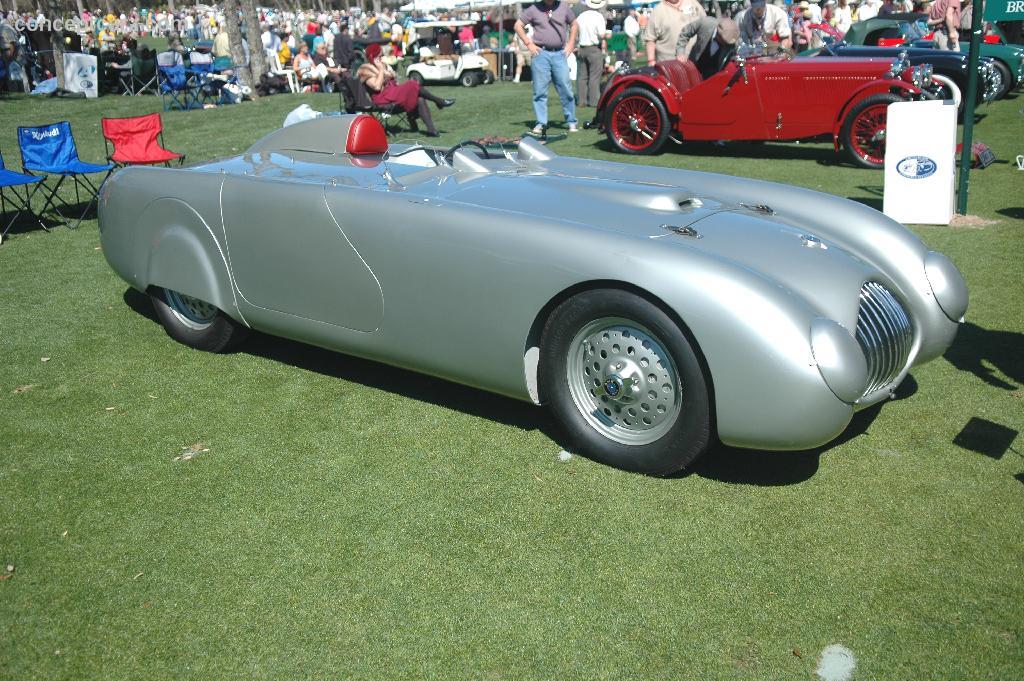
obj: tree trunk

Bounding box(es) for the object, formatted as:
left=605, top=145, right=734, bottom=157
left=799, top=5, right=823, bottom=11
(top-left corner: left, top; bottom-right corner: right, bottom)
left=240, top=0, right=264, bottom=95
left=47, top=0, right=64, bottom=90
left=222, top=0, right=253, bottom=88
left=75, top=0, right=85, bottom=18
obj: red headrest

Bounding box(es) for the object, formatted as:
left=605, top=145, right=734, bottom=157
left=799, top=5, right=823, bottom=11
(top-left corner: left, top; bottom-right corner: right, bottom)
left=346, top=115, right=388, bottom=156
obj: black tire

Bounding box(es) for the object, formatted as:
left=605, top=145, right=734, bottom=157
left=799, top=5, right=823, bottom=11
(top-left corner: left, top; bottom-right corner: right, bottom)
left=840, top=92, right=900, bottom=170
left=539, top=289, right=711, bottom=476
left=483, top=70, right=494, bottom=84
left=408, top=70, right=424, bottom=85
left=604, top=86, right=671, bottom=155
left=460, top=71, right=478, bottom=87
left=150, top=287, right=248, bottom=353
left=991, top=60, right=1012, bottom=100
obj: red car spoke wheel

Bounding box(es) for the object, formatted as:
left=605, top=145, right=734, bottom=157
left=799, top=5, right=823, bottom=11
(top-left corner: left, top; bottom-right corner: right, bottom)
left=605, top=87, right=670, bottom=155
left=840, top=93, right=901, bottom=170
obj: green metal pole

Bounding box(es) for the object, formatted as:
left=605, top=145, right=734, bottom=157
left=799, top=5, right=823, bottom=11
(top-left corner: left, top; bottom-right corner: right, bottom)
left=955, top=0, right=987, bottom=215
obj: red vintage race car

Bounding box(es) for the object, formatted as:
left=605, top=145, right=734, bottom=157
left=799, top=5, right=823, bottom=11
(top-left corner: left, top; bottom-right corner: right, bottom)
left=594, top=53, right=933, bottom=169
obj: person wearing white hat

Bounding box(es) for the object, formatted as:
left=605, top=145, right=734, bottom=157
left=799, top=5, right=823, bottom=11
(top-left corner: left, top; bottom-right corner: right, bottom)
left=576, top=0, right=608, bottom=107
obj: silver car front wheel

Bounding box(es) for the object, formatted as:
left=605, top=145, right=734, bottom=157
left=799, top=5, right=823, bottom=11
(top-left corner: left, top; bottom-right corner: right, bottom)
left=540, top=289, right=711, bottom=475
left=566, top=317, right=683, bottom=446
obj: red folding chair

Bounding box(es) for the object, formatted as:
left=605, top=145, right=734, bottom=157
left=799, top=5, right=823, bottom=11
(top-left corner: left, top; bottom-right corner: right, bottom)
left=101, top=113, right=185, bottom=168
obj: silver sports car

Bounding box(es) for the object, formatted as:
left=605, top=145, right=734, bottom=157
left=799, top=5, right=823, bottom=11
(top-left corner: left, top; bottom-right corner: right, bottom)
left=99, top=114, right=968, bottom=475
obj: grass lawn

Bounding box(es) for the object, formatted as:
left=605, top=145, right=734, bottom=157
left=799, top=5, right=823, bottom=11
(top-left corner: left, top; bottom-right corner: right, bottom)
left=1, top=84, right=1021, bottom=679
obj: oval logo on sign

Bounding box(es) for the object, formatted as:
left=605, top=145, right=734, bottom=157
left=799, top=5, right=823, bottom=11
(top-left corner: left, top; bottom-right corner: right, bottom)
left=896, top=156, right=937, bottom=179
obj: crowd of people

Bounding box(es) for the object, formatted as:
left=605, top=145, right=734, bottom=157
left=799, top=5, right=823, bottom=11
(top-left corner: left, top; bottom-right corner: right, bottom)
left=0, top=1, right=1013, bottom=134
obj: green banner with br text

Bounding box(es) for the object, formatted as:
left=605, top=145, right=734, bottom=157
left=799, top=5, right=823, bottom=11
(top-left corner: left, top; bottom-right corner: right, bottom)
left=985, top=0, right=1024, bottom=22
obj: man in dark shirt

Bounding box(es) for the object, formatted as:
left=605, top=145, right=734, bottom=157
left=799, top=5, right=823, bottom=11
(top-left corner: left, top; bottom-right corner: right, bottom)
left=333, top=23, right=354, bottom=70
left=514, top=0, right=579, bottom=134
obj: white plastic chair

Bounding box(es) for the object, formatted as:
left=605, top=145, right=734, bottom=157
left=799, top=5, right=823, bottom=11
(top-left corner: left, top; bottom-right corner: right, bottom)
left=266, top=50, right=299, bottom=94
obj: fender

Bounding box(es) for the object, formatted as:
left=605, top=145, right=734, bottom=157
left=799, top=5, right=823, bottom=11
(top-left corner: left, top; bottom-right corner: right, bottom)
left=140, top=198, right=242, bottom=322
left=596, top=73, right=683, bottom=126
left=832, top=80, right=920, bottom=149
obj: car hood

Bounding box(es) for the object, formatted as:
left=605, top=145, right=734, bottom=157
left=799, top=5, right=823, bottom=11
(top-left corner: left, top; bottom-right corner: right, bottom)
left=428, top=160, right=875, bottom=326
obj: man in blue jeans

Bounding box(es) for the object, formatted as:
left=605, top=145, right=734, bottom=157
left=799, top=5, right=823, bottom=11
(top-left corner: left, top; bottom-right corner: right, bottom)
left=514, top=0, right=579, bottom=134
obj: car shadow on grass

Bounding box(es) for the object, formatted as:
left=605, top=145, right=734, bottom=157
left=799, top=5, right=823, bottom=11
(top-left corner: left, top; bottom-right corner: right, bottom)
left=590, top=137, right=848, bottom=167
left=124, top=287, right=923, bottom=485
left=688, top=399, right=888, bottom=486
left=944, top=321, right=1023, bottom=391
left=123, top=288, right=550, bottom=434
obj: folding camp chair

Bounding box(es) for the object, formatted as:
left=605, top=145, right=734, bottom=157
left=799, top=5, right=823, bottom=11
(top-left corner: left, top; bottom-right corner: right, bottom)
left=17, top=122, right=114, bottom=229
left=157, top=50, right=200, bottom=111
left=0, top=150, right=46, bottom=242
left=338, top=76, right=409, bottom=137
left=187, top=50, right=220, bottom=105
left=101, top=113, right=185, bottom=168
left=131, top=52, right=158, bottom=96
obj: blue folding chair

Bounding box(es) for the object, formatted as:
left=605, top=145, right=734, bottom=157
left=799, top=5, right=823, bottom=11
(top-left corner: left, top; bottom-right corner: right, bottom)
left=157, top=50, right=200, bottom=111
left=17, top=122, right=114, bottom=229
left=0, top=150, right=46, bottom=242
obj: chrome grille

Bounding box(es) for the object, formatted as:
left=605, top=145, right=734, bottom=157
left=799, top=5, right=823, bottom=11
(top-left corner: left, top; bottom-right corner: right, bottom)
left=855, top=282, right=914, bottom=396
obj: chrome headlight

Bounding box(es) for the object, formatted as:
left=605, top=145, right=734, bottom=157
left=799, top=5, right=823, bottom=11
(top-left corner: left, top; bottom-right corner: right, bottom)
left=924, top=251, right=969, bottom=323
left=810, top=318, right=868, bottom=404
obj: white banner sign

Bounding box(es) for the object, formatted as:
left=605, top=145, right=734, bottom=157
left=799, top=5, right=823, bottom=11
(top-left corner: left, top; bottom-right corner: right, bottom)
left=883, top=100, right=957, bottom=225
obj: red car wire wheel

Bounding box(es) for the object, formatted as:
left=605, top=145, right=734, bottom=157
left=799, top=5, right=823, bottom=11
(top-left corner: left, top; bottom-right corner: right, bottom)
left=611, top=95, right=663, bottom=152
left=849, top=101, right=889, bottom=166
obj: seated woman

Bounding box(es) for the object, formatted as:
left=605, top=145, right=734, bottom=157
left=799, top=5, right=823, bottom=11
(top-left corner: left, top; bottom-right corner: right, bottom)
left=356, top=42, right=455, bottom=138
left=291, top=42, right=319, bottom=91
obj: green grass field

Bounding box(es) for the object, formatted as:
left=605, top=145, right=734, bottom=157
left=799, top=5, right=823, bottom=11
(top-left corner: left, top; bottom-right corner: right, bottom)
left=1, top=84, right=1022, bottom=679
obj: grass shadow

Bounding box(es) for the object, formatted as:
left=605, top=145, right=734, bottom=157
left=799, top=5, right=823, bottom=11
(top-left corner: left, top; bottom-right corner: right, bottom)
left=944, top=321, right=1023, bottom=390
left=590, top=136, right=857, bottom=167
left=996, top=207, right=1024, bottom=220
left=123, top=288, right=551, bottom=435
left=688, top=402, right=884, bottom=486
left=123, top=287, right=908, bottom=485
left=952, top=417, right=1019, bottom=459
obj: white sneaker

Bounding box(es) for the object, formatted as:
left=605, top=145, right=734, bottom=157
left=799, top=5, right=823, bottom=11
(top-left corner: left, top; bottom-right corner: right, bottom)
left=512, top=77, right=520, bottom=83
left=568, top=123, right=579, bottom=133
left=531, top=124, right=545, bottom=135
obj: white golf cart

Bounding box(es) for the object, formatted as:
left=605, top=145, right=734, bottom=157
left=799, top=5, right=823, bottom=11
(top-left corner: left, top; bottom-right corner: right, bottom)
left=405, top=20, right=495, bottom=87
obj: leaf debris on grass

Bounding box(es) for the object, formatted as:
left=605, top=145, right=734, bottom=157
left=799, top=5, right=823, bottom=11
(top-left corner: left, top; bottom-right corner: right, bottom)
left=12, top=384, right=38, bottom=394
left=174, top=442, right=210, bottom=462
left=557, top=450, right=572, bottom=462
left=1, top=564, right=14, bottom=581
left=40, top=357, right=50, bottom=363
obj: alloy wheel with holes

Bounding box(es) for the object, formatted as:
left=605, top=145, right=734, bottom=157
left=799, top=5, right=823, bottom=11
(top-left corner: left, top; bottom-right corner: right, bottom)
left=605, top=87, right=671, bottom=155
left=150, top=287, right=249, bottom=353
left=840, top=93, right=900, bottom=169
left=539, top=289, right=710, bottom=475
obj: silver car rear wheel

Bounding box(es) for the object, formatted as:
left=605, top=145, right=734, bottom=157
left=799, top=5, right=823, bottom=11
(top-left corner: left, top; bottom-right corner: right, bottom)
left=567, top=317, right=683, bottom=446
left=164, top=289, right=218, bottom=330
left=150, top=287, right=248, bottom=353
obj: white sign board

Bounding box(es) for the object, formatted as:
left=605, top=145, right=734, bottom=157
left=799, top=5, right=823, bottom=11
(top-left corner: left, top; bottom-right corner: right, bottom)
left=63, top=52, right=98, bottom=99
left=883, top=99, right=957, bottom=225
